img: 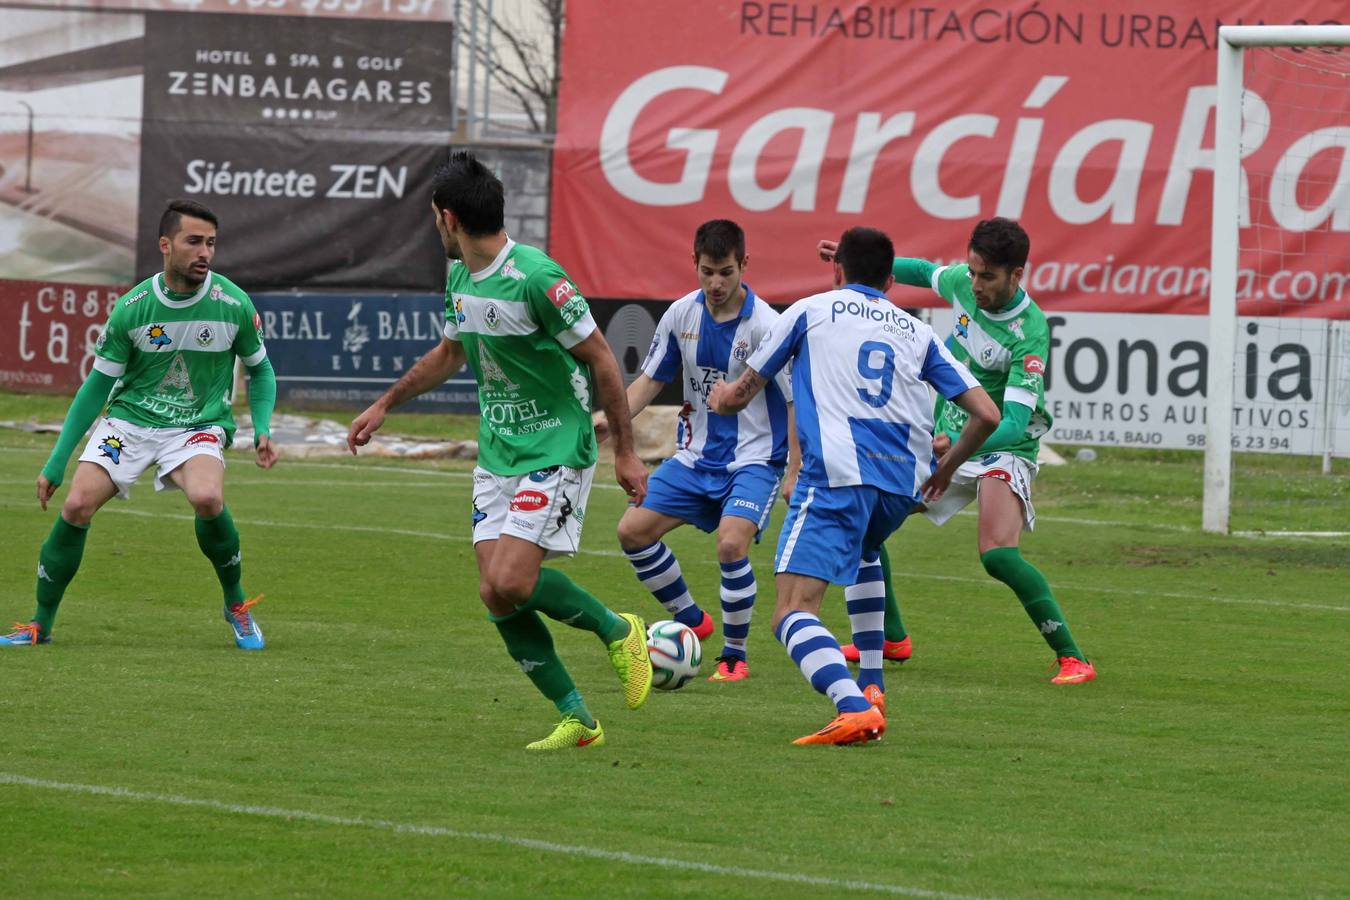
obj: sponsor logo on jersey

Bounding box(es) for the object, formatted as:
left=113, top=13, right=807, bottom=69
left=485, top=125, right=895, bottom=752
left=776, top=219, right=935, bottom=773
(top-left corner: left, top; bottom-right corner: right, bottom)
left=146, top=324, right=172, bottom=347
left=95, top=330, right=107, bottom=352
left=528, top=467, right=559, bottom=483
left=210, top=284, right=223, bottom=301
left=510, top=489, right=549, bottom=512
left=1024, top=355, right=1046, bottom=375
left=471, top=504, right=487, bottom=528
left=732, top=339, right=749, bottom=361
left=1009, top=318, right=1026, bottom=339
left=98, top=435, right=126, bottom=464
left=253, top=312, right=263, bottom=334
left=484, top=302, right=500, bottom=329
left=196, top=325, right=213, bottom=347
left=454, top=297, right=466, bottom=324
left=502, top=259, right=525, bottom=281
left=679, top=331, right=699, bottom=341
left=123, top=289, right=149, bottom=308
left=185, top=431, right=219, bottom=447
left=676, top=401, right=694, bottom=449
left=731, top=498, right=761, bottom=513
left=955, top=313, right=971, bottom=338
left=549, top=277, right=577, bottom=309
left=829, top=298, right=915, bottom=334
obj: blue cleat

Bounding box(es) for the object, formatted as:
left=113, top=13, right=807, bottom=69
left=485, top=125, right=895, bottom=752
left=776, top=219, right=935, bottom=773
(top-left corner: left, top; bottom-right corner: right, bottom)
left=224, top=596, right=265, bottom=650
left=1, top=622, right=50, bottom=646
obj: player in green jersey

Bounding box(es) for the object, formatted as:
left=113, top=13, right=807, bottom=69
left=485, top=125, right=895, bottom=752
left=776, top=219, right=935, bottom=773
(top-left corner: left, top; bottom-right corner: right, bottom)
left=3, top=200, right=278, bottom=650
left=819, top=218, right=1096, bottom=685
left=347, top=151, right=653, bottom=750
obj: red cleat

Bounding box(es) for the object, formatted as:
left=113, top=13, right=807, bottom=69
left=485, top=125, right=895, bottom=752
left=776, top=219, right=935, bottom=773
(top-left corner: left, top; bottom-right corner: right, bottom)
left=1051, top=656, right=1097, bottom=685
left=690, top=610, right=715, bottom=641
left=841, top=636, right=911, bottom=664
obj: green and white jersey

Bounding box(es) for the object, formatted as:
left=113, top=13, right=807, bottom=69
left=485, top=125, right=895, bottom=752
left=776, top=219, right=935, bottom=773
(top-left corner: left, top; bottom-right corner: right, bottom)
left=896, top=259, right=1051, bottom=462
left=92, top=271, right=267, bottom=446
left=443, top=239, right=598, bottom=475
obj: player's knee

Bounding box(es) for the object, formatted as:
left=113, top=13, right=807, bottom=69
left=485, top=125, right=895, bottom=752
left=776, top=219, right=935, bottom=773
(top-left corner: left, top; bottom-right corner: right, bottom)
left=715, top=535, right=749, bottom=563
left=487, top=569, right=536, bottom=607
left=60, top=493, right=99, bottom=526
left=188, top=492, right=224, bottom=518
left=615, top=512, right=652, bottom=550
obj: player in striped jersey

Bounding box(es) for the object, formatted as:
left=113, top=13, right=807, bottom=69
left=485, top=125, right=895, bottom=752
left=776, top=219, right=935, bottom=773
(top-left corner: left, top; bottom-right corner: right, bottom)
left=597, top=220, right=794, bottom=682
left=821, top=218, right=1097, bottom=686
left=710, top=227, right=999, bottom=744
left=3, top=200, right=277, bottom=650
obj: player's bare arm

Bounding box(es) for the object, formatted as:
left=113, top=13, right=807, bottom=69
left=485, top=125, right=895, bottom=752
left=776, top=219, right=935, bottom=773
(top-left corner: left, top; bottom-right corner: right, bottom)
left=921, top=386, right=999, bottom=502
left=782, top=403, right=801, bottom=502
left=569, top=330, right=649, bottom=504
left=594, top=372, right=665, bottom=446
left=707, top=368, right=767, bottom=416
left=347, top=337, right=467, bottom=454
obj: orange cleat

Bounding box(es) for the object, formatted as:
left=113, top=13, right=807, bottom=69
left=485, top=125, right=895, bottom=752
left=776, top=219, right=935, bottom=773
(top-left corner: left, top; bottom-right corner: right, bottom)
left=707, top=656, right=749, bottom=682
left=841, top=636, right=911, bottom=664
left=792, top=705, right=886, bottom=746
left=1051, top=656, right=1097, bottom=685
left=861, top=684, right=885, bottom=716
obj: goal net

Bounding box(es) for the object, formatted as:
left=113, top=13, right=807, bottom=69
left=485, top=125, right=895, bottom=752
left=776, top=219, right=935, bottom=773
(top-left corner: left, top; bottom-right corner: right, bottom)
left=1204, top=25, right=1350, bottom=535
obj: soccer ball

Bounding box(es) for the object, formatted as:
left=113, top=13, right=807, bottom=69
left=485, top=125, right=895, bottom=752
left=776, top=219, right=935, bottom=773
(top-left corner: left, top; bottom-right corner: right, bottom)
left=645, top=619, right=702, bottom=690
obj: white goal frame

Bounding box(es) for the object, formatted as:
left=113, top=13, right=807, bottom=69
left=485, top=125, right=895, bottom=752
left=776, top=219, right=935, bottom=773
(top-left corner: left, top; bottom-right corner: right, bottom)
left=1203, top=24, right=1350, bottom=534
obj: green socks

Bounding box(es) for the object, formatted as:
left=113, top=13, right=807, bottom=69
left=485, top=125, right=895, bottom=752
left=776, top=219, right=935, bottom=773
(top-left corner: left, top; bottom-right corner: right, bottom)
left=195, top=507, right=245, bottom=605
left=980, top=547, right=1085, bottom=661
left=523, top=567, right=628, bottom=645
left=491, top=607, right=596, bottom=728
left=877, top=544, right=908, bottom=643
left=34, top=516, right=90, bottom=636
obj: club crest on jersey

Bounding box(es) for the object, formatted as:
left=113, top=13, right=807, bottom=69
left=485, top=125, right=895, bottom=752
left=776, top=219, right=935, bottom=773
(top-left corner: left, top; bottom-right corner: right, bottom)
left=184, top=431, right=219, bottom=447
left=732, top=339, right=749, bottom=361
left=484, top=302, right=500, bottom=329
left=955, top=313, right=971, bottom=338
left=981, top=344, right=996, bottom=365
left=510, top=489, right=549, bottom=512
left=98, top=435, right=126, bottom=464
left=146, top=324, right=172, bottom=347
left=196, top=325, right=213, bottom=347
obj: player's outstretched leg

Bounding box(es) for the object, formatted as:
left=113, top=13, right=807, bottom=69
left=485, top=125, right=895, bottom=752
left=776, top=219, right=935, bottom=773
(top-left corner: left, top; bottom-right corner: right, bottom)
left=776, top=611, right=884, bottom=746
left=840, top=544, right=911, bottom=664
left=197, top=507, right=263, bottom=650
left=491, top=606, right=604, bottom=750
left=524, top=568, right=652, bottom=709
left=845, top=551, right=887, bottom=711
left=622, top=541, right=713, bottom=639
left=709, top=557, right=754, bottom=681
left=3, top=516, right=90, bottom=647
left=980, top=547, right=1096, bottom=684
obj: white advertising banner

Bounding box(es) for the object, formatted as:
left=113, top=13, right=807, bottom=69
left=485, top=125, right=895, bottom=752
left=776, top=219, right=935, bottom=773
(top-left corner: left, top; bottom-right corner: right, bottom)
left=929, top=309, right=1349, bottom=456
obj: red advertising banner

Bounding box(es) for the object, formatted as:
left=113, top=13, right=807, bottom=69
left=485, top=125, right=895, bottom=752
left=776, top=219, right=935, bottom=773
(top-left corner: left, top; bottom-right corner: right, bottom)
left=551, top=2, right=1349, bottom=317
left=0, top=281, right=127, bottom=393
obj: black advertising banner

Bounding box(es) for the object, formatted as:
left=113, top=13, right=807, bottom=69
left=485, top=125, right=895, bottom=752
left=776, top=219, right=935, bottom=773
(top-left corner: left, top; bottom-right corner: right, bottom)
left=137, top=12, right=452, bottom=290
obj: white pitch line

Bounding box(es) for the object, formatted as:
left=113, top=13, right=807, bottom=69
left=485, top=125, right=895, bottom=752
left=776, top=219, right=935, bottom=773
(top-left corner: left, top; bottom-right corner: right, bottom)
left=2, top=499, right=1341, bottom=615
left=0, top=773, right=977, bottom=899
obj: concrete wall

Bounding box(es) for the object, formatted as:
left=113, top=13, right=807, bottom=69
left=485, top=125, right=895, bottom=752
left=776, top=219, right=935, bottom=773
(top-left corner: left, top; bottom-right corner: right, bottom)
left=466, top=143, right=552, bottom=251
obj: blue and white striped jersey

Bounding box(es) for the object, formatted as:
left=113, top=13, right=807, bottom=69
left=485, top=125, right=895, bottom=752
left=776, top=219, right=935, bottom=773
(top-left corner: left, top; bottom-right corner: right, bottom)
left=746, top=283, right=978, bottom=497
left=642, top=285, right=792, bottom=473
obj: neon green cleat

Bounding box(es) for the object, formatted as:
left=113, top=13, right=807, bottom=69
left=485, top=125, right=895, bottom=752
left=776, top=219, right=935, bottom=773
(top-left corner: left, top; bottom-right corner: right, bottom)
left=607, top=612, right=653, bottom=710
left=525, top=715, right=605, bottom=751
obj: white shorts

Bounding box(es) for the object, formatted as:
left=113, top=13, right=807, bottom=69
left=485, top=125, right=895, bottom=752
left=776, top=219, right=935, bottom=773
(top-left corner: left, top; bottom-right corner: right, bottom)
left=922, top=451, right=1037, bottom=531
left=471, top=464, right=595, bottom=559
left=78, top=417, right=226, bottom=500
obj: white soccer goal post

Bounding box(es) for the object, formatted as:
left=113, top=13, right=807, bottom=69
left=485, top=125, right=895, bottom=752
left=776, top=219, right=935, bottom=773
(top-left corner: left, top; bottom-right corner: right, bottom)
left=1204, top=24, right=1350, bottom=534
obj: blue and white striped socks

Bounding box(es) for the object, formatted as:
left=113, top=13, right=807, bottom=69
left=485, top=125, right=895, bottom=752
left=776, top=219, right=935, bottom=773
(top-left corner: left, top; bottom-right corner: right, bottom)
left=718, top=558, right=755, bottom=660
left=623, top=541, right=704, bottom=628
left=845, top=551, right=886, bottom=693
left=775, top=611, right=869, bottom=713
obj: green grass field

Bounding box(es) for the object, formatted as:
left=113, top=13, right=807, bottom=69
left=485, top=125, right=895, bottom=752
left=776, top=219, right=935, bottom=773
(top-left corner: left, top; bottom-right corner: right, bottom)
left=1, top=393, right=1347, bottom=898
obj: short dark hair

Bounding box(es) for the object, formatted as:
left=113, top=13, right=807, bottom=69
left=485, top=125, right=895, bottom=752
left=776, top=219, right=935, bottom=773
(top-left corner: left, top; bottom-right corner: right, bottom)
left=693, top=219, right=745, bottom=263
left=159, top=199, right=218, bottom=238
left=968, top=217, right=1030, bottom=271
left=834, top=226, right=894, bottom=289
left=432, top=150, right=504, bottom=237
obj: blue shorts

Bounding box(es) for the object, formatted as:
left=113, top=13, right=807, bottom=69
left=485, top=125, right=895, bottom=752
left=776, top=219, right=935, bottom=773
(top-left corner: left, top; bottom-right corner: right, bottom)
left=774, top=482, right=919, bottom=585
left=641, top=459, right=782, bottom=538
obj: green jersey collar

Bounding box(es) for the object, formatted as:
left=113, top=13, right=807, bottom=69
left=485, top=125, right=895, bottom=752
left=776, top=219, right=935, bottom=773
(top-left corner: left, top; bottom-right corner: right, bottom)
left=470, top=237, right=515, bottom=282
left=153, top=272, right=211, bottom=309
left=983, top=288, right=1030, bottom=321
